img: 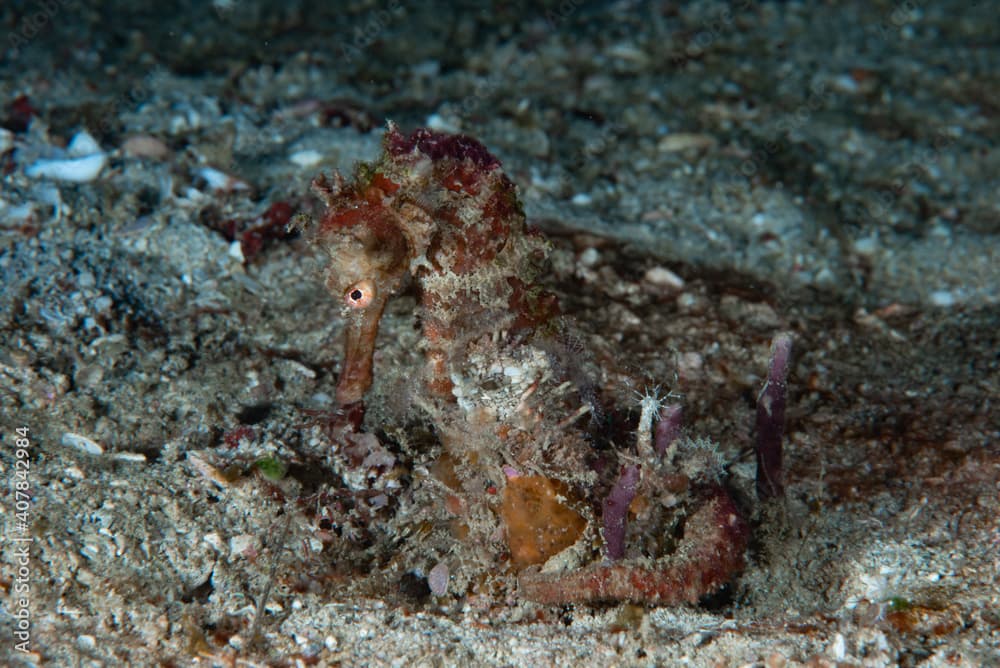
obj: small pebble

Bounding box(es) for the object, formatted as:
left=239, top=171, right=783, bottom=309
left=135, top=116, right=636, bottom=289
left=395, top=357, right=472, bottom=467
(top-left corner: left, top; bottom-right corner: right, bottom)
left=289, top=149, right=323, bottom=167
left=196, top=166, right=249, bottom=192
left=122, top=135, right=170, bottom=160
left=229, top=534, right=257, bottom=557
left=643, top=266, right=684, bottom=289
left=930, top=290, right=956, bottom=307
left=428, top=562, right=449, bottom=597
left=578, top=247, right=600, bottom=267
left=426, top=113, right=459, bottom=133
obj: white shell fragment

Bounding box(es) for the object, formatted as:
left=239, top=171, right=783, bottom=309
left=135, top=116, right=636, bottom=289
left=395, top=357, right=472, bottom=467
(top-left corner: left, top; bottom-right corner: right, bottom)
left=26, top=131, right=108, bottom=182
left=187, top=451, right=231, bottom=487
left=195, top=166, right=250, bottom=192
left=61, top=432, right=104, bottom=455
left=111, top=451, right=147, bottom=463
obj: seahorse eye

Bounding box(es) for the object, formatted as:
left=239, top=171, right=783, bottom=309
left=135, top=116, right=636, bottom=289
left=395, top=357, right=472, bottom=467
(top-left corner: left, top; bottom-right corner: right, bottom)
left=345, top=279, right=375, bottom=308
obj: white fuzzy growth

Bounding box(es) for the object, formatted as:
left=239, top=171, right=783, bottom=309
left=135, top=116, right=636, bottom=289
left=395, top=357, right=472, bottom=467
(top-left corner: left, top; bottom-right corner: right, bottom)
left=635, top=389, right=663, bottom=459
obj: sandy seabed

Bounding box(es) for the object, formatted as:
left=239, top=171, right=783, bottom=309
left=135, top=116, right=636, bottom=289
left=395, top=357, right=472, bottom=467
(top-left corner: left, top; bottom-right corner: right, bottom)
left=1, top=1, right=998, bottom=665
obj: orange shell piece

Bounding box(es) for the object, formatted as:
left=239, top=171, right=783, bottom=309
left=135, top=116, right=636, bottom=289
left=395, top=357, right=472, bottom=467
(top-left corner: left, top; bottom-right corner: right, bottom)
left=501, top=475, right=587, bottom=570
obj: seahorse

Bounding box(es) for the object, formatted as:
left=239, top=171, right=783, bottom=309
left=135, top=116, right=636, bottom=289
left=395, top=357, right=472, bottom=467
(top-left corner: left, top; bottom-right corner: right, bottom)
left=303, top=124, right=752, bottom=606
left=306, top=123, right=555, bottom=409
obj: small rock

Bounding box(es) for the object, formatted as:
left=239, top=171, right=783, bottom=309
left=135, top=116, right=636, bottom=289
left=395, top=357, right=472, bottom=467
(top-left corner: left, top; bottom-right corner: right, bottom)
left=229, top=534, right=257, bottom=557
left=643, top=266, right=684, bottom=289
left=578, top=247, right=600, bottom=268
left=203, top=532, right=224, bottom=552
left=122, top=135, right=170, bottom=160
left=930, top=290, right=956, bottom=307
left=428, top=562, right=449, bottom=597
left=289, top=149, right=323, bottom=167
